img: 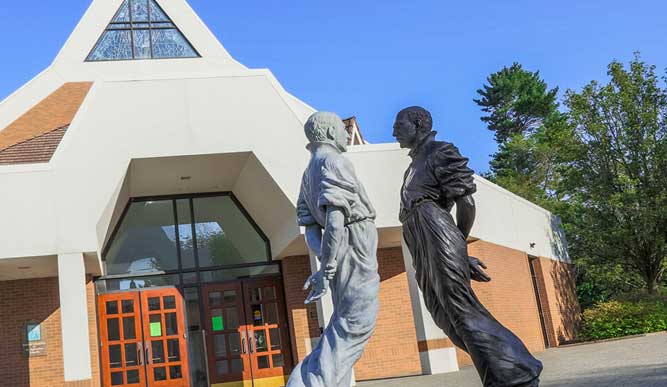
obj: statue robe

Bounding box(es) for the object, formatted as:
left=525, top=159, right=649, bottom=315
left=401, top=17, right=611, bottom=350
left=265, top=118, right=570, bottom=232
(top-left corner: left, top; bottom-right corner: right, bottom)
left=287, top=142, right=380, bottom=387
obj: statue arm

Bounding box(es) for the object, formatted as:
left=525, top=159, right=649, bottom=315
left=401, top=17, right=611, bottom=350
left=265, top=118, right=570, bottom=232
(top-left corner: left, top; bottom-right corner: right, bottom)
left=303, top=206, right=345, bottom=304
left=456, top=194, right=476, bottom=239
left=320, top=206, right=345, bottom=278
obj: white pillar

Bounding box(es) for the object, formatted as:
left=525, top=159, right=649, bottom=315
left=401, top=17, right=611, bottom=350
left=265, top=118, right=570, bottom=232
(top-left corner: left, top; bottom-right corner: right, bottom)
left=308, top=252, right=356, bottom=386
left=58, top=252, right=93, bottom=382
left=401, top=239, right=459, bottom=375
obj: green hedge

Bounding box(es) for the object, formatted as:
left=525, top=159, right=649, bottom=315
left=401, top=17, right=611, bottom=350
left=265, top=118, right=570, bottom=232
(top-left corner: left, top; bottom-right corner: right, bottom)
left=581, top=292, right=667, bottom=340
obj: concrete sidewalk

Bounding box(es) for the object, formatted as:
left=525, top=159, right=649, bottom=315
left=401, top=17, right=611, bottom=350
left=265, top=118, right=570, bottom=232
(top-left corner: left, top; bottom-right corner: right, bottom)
left=358, top=332, right=667, bottom=387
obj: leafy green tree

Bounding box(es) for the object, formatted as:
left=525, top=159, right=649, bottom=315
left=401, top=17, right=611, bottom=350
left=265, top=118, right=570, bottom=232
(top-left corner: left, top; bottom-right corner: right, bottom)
left=563, top=54, right=667, bottom=295
left=475, top=63, right=567, bottom=207
left=475, top=62, right=560, bottom=143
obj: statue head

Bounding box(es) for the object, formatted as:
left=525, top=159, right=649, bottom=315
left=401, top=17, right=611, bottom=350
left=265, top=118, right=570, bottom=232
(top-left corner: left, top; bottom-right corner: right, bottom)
left=304, top=112, right=350, bottom=152
left=392, top=106, right=433, bottom=149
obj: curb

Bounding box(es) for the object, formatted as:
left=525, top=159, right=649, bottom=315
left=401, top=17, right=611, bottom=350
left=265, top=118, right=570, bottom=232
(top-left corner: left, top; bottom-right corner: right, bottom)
left=559, top=331, right=667, bottom=348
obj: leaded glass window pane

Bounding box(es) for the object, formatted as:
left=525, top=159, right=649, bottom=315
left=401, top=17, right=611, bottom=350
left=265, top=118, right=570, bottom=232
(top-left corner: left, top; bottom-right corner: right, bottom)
left=88, top=30, right=133, bottom=61
left=112, top=0, right=131, bottom=22
left=131, top=0, right=149, bottom=22
left=133, top=29, right=151, bottom=59
left=87, top=0, right=198, bottom=61
left=150, top=1, right=170, bottom=22
left=151, top=29, right=198, bottom=59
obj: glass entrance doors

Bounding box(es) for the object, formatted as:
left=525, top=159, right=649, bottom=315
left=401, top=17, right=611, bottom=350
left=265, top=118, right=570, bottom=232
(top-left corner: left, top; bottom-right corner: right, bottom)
left=99, top=288, right=190, bottom=387
left=202, top=277, right=291, bottom=387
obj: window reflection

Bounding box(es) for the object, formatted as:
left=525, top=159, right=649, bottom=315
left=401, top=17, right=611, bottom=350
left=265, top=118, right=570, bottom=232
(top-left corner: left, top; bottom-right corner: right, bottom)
left=193, top=197, right=268, bottom=268
left=105, top=200, right=178, bottom=275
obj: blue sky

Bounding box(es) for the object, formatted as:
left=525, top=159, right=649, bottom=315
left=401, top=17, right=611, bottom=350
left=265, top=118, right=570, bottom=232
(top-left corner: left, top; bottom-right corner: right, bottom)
left=1, top=1, right=665, bottom=172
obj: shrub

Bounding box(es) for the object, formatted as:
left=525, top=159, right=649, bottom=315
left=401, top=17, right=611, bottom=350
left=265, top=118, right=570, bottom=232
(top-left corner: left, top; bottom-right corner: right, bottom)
left=581, top=291, right=667, bottom=341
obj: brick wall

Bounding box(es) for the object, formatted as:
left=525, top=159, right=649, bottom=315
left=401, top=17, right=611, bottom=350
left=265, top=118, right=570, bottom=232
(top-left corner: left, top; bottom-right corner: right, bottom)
left=0, top=278, right=65, bottom=387
left=538, top=257, right=581, bottom=344
left=86, top=278, right=101, bottom=387
left=282, top=255, right=321, bottom=365
left=354, top=247, right=421, bottom=380
left=281, top=248, right=421, bottom=382
left=451, top=240, right=547, bottom=366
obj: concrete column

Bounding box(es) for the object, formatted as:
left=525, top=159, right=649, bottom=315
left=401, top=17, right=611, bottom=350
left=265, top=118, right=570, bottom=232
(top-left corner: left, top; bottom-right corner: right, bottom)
left=308, top=252, right=356, bottom=386
left=401, top=239, right=459, bottom=375
left=58, top=252, right=92, bottom=383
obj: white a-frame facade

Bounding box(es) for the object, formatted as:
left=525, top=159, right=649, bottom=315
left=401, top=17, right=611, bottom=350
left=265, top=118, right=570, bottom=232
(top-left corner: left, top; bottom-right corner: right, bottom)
left=0, top=1, right=576, bottom=387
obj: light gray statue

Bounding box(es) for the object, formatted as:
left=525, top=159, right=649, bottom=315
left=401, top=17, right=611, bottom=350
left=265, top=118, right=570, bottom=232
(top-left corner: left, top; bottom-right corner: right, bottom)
left=287, top=112, right=380, bottom=387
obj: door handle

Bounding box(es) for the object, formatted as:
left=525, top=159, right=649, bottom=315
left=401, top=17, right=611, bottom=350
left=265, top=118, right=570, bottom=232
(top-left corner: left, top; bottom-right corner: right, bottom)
left=137, top=342, right=143, bottom=366
left=249, top=336, right=255, bottom=354
left=146, top=347, right=151, bottom=365
left=242, top=337, right=247, bottom=355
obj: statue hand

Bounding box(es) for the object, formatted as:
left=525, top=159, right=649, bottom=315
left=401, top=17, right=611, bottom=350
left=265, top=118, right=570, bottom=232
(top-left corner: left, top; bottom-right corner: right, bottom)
left=469, top=256, right=491, bottom=282
left=324, top=261, right=337, bottom=280
left=303, top=271, right=329, bottom=304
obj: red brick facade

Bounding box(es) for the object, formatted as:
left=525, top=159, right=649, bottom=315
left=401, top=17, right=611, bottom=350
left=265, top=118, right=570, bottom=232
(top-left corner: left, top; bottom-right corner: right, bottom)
left=417, top=240, right=580, bottom=368
left=0, top=277, right=101, bottom=387
left=0, top=277, right=64, bottom=387
left=281, top=248, right=422, bottom=381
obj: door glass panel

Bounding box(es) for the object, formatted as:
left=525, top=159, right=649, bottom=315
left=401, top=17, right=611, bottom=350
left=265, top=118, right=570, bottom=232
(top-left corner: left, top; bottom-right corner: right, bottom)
left=111, top=371, right=124, bottom=385
left=108, top=318, right=121, bottom=341
left=209, top=292, right=222, bottom=307
left=251, top=305, right=263, bottom=326
left=166, top=312, right=178, bottom=335
left=230, top=358, right=244, bottom=373
left=127, top=369, right=140, bottom=384
left=254, top=331, right=267, bottom=352
left=272, top=354, right=284, bottom=367
left=223, top=290, right=237, bottom=304
left=100, top=274, right=180, bottom=292
left=170, top=365, right=183, bottom=379
left=269, top=328, right=281, bottom=350
left=104, top=200, right=179, bottom=275
left=106, top=301, right=119, bottom=315
left=152, top=340, right=165, bottom=364
left=124, top=343, right=138, bottom=366
left=211, top=309, right=223, bottom=331
left=122, top=299, right=134, bottom=313
left=148, top=297, right=161, bottom=311
left=123, top=317, right=136, bottom=340
left=163, top=295, right=176, bottom=310
left=229, top=333, right=241, bottom=355
left=109, top=344, right=122, bottom=368
left=225, top=307, right=239, bottom=330
left=263, top=287, right=276, bottom=301
left=177, top=199, right=196, bottom=269
left=257, top=355, right=270, bottom=369
left=216, top=360, right=229, bottom=375
left=213, top=335, right=227, bottom=357
left=167, top=339, right=181, bottom=361
left=250, top=288, right=262, bottom=303
left=154, top=367, right=167, bottom=381
left=150, top=314, right=162, bottom=337
left=265, top=303, right=279, bottom=325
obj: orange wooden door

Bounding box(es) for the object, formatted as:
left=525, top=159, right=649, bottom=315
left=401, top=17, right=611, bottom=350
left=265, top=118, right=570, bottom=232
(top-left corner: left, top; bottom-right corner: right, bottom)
left=201, top=282, right=253, bottom=385
left=140, top=288, right=190, bottom=387
left=98, top=292, right=146, bottom=387
left=243, top=277, right=292, bottom=382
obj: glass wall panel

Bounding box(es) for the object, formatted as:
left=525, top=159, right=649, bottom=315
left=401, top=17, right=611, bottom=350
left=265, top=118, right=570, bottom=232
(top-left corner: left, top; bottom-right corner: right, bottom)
left=200, top=265, right=280, bottom=283
left=106, top=200, right=178, bottom=275
left=176, top=199, right=196, bottom=270
left=98, top=274, right=181, bottom=293
left=193, top=197, right=269, bottom=268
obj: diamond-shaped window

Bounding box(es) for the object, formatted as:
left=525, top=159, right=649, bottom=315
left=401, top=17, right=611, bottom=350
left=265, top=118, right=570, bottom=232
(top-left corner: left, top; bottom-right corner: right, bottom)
left=87, top=0, right=199, bottom=61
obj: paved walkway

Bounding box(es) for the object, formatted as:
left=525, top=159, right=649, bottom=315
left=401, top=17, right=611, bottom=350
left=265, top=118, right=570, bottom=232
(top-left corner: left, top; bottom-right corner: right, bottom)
left=358, top=332, right=667, bottom=387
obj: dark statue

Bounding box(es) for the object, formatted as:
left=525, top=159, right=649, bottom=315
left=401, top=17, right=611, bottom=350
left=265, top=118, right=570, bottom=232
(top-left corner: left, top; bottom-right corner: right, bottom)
left=393, top=106, right=543, bottom=387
